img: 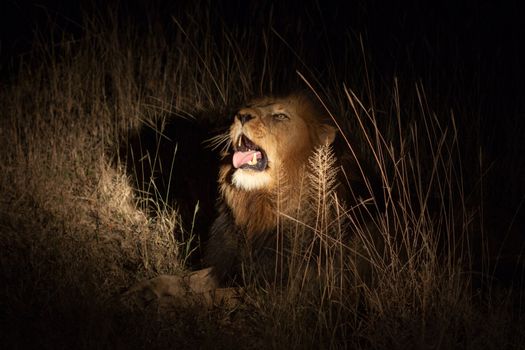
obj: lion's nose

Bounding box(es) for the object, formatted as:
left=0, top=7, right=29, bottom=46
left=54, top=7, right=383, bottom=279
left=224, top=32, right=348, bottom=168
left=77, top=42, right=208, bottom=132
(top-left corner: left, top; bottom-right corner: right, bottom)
left=237, top=114, right=254, bottom=125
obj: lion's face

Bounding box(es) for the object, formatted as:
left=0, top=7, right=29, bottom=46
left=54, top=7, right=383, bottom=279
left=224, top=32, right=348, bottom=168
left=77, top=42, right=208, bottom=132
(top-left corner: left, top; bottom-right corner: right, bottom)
left=226, top=95, right=336, bottom=191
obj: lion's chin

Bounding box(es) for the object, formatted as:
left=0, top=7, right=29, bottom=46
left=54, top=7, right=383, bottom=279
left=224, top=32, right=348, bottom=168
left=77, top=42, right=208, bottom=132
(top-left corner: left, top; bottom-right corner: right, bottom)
left=231, top=169, right=273, bottom=191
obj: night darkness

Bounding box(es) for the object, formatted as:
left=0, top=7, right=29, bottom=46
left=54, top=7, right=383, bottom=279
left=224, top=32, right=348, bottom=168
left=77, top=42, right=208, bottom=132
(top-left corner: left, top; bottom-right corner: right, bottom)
left=1, top=0, right=525, bottom=348
left=2, top=2, right=524, bottom=130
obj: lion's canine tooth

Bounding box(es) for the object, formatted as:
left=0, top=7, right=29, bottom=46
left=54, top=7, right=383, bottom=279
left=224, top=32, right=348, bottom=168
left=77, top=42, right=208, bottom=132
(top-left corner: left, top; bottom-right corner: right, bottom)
left=248, top=152, right=257, bottom=165
left=238, top=137, right=242, bottom=147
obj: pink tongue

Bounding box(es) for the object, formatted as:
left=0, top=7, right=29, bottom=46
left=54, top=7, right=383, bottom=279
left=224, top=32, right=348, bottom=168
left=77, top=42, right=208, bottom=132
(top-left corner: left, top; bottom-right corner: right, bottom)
left=233, top=150, right=262, bottom=168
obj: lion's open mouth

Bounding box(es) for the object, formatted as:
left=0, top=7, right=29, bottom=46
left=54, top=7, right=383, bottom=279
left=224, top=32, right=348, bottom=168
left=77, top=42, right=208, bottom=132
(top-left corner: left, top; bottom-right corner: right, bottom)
left=232, top=134, right=268, bottom=171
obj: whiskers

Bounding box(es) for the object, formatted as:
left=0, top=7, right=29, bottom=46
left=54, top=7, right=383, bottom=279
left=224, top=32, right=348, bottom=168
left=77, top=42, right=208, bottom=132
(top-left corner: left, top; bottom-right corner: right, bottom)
left=205, top=131, right=232, bottom=154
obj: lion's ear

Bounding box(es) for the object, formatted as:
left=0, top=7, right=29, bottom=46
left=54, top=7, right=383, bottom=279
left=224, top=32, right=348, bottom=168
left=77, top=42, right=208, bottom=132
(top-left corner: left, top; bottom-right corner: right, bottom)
left=318, top=124, right=337, bottom=145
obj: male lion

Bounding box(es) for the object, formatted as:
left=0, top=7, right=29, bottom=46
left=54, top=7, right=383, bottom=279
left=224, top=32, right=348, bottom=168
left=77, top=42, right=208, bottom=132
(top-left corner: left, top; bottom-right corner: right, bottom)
left=128, top=93, right=377, bottom=305
left=204, top=93, right=339, bottom=285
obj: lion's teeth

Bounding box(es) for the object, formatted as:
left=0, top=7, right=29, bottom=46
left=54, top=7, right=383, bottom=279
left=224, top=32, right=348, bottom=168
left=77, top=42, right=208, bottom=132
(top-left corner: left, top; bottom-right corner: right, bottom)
left=238, top=138, right=242, bottom=147
left=248, top=152, right=257, bottom=165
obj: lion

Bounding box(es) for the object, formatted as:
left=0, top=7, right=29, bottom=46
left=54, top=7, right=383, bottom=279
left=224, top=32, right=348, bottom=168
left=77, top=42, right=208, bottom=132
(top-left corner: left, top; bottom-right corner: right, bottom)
left=127, top=93, right=377, bottom=306
left=204, top=93, right=339, bottom=285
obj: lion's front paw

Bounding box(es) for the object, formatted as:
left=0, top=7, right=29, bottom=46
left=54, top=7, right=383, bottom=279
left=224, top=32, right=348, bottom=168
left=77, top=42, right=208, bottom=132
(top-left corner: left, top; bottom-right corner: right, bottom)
left=125, top=274, right=187, bottom=302
left=123, top=267, right=222, bottom=308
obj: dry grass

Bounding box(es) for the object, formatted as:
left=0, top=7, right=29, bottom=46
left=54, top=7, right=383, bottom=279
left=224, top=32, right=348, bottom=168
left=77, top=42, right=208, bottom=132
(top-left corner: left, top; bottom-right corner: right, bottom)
left=1, top=4, right=524, bottom=350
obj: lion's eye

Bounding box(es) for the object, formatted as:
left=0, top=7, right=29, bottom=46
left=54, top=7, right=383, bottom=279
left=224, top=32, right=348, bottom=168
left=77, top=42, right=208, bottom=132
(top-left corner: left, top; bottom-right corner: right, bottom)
left=272, top=113, right=289, bottom=121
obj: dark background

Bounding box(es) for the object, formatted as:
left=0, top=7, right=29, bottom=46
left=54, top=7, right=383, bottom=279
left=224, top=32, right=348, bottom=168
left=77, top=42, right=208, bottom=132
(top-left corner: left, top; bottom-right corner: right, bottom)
left=3, top=1, right=524, bottom=96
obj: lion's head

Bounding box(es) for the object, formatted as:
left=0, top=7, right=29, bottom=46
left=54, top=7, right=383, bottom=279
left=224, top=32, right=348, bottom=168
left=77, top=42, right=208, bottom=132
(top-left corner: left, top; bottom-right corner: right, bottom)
left=216, top=93, right=337, bottom=234
left=224, top=93, right=336, bottom=192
